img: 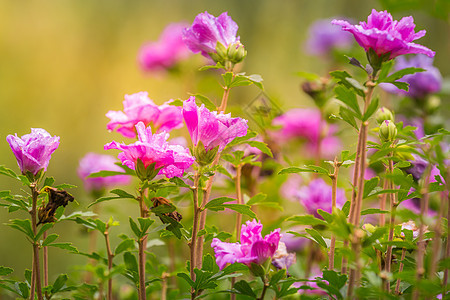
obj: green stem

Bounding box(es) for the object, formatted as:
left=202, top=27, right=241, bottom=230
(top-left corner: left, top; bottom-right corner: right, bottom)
left=395, top=248, right=406, bottom=295
left=384, top=156, right=397, bottom=292
left=104, top=226, right=114, bottom=300
left=190, top=172, right=201, bottom=295
left=138, top=186, right=148, bottom=300
left=30, top=183, right=43, bottom=300
left=328, top=157, right=339, bottom=270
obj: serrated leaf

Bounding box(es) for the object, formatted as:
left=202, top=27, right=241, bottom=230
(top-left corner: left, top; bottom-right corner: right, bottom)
left=0, top=165, right=19, bottom=180
left=363, top=177, right=380, bottom=199
left=48, top=243, right=78, bottom=253
left=246, top=193, right=267, bottom=205
left=305, top=228, right=327, bottom=248
left=246, top=141, right=273, bottom=157
left=199, top=62, right=225, bottom=71
left=390, top=81, right=409, bottom=91
left=278, top=165, right=328, bottom=175
left=51, top=274, right=68, bottom=293
left=233, top=280, right=256, bottom=297
left=7, top=219, right=34, bottom=240
left=339, top=106, right=358, bottom=129
left=380, top=67, right=425, bottom=83
left=0, top=266, right=13, bottom=276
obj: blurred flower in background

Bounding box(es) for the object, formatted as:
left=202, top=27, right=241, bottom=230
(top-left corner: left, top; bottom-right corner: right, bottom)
left=77, top=153, right=131, bottom=192
left=305, top=18, right=353, bottom=57
left=138, top=22, right=192, bottom=72
left=381, top=55, right=442, bottom=99
left=106, top=91, right=183, bottom=138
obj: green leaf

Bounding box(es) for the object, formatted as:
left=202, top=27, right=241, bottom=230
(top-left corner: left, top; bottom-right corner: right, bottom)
left=192, top=93, right=216, bottom=111
left=123, top=251, right=139, bottom=284
left=339, top=106, right=358, bottom=129
left=137, top=217, right=154, bottom=235
left=177, top=272, right=194, bottom=287
left=362, top=227, right=387, bottom=248
left=377, top=60, right=394, bottom=82
left=7, top=219, right=34, bottom=240
left=363, top=177, right=380, bottom=199
left=305, top=228, right=327, bottom=248
left=129, top=218, right=141, bottom=238
left=199, top=62, right=225, bottom=71
left=204, top=197, right=235, bottom=210
left=169, top=177, right=190, bottom=188
left=221, top=204, right=257, bottom=219
left=246, top=193, right=267, bottom=205
left=0, top=266, right=13, bottom=276
left=226, top=131, right=258, bottom=148
left=286, top=215, right=327, bottom=226
left=330, top=70, right=365, bottom=97
left=115, top=239, right=135, bottom=255
left=110, top=189, right=135, bottom=199
left=362, top=97, right=379, bottom=121
left=322, top=269, right=347, bottom=290
left=48, top=243, right=78, bottom=253
left=317, top=209, right=333, bottom=223
left=18, top=282, right=29, bottom=298
left=54, top=183, right=77, bottom=190
left=390, top=81, right=410, bottom=91
left=42, top=233, right=59, bottom=246
left=278, top=165, right=328, bottom=175
left=233, top=280, right=256, bottom=297
left=334, top=85, right=361, bottom=117
left=35, top=223, right=53, bottom=241
left=51, top=274, right=68, bottom=293
left=222, top=72, right=234, bottom=87
left=0, top=165, right=19, bottom=180
left=360, top=208, right=388, bottom=216
left=380, top=67, right=425, bottom=83
left=295, top=71, right=320, bottom=81
left=246, top=141, right=273, bottom=158
left=88, top=189, right=135, bottom=208
left=269, top=269, right=286, bottom=286
left=43, top=177, right=55, bottom=187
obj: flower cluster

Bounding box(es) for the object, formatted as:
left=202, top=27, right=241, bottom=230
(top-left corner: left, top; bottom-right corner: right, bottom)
left=138, top=23, right=191, bottom=72
left=77, top=153, right=131, bottom=192
left=7, top=128, right=60, bottom=176
left=104, top=121, right=195, bottom=179
left=211, top=220, right=281, bottom=269
left=106, top=92, right=183, bottom=138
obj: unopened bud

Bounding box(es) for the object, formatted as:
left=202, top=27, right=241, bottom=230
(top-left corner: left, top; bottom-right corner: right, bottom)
left=228, top=42, right=246, bottom=64
left=375, top=107, right=394, bottom=124
left=209, top=42, right=228, bottom=65
left=193, top=141, right=219, bottom=166
left=379, top=120, right=397, bottom=142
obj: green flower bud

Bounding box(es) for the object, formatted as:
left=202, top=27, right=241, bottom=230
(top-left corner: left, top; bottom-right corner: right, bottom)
left=379, top=120, right=397, bottom=142
left=193, top=141, right=219, bottom=167
left=375, top=107, right=394, bottom=124
left=395, top=145, right=414, bottom=161
left=228, top=42, right=246, bottom=64
left=209, top=42, right=228, bottom=65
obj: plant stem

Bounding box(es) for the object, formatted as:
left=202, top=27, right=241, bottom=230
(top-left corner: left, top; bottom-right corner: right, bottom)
left=395, top=248, right=406, bottom=295
left=234, top=165, right=243, bottom=240
left=258, top=281, right=269, bottom=300
left=161, top=273, right=168, bottom=300
left=444, top=172, right=450, bottom=295
left=30, top=256, right=36, bottom=300
left=30, top=183, right=43, bottom=300
left=329, top=157, right=340, bottom=270
left=379, top=179, right=388, bottom=227
left=104, top=226, right=114, bottom=300
left=429, top=191, right=445, bottom=278
left=190, top=172, right=201, bottom=290
left=43, top=231, right=48, bottom=288
left=384, top=157, right=397, bottom=292
left=413, top=165, right=432, bottom=300
left=138, top=186, right=148, bottom=300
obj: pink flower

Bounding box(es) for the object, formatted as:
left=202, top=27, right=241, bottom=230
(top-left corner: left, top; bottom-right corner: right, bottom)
left=138, top=23, right=191, bottom=72
left=106, top=92, right=183, bottom=138
left=211, top=219, right=281, bottom=270
left=182, top=97, right=248, bottom=153
left=297, top=178, right=346, bottom=219
left=77, top=153, right=131, bottom=192
left=332, top=9, right=435, bottom=60
left=271, top=108, right=341, bottom=159
left=183, top=11, right=239, bottom=57
left=104, top=122, right=195, bottom=179
left=7, top=128, right=60, bottom=175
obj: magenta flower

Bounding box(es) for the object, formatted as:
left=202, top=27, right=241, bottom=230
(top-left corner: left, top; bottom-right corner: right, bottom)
left=183, top=11, right=239, bottom=57
left=104, top=122, right=195, bottom=179
left=77, top=153, right=131, bottom=192
left=211, top=219, right=281, bottom=270
left=332, top=9, right=435, bottom=60
left=381, top=55, right=442, bottom=99
left=271, top=108, right=341, bottom=159
left=7, top=128, right=60, bottom=176
left=138, top=23, right=191, bottom=72
left=182, top=96, right=248, bottom=153
left=297, top=178, right=346, bottom=219
left=106, top=92, right=183, bottom=138
left=305, top=18, right=353, bottom=57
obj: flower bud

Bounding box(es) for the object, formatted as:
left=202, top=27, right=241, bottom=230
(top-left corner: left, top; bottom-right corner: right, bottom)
left=228, top=42, right=246, bottom=64
left=379, top=120, right=397, bottom=142
left=193, top=141, right=219, bottom=166
left=375, top=107, right=394, bottom=124
left=395, top=145, right=414, bottom=161
left=209, top=42, right=228, bottom=65
left=425, top=95, right=441, bottom=114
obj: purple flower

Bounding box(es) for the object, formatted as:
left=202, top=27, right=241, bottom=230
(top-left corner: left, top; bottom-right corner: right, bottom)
left=271, top=108, right=341, bottom=159
left=332, top=9, right=435, bottom=60
left=7, top=128, right=60, bottom=176
left=183, top=11, right=239, bottom=57
left=280, top=229, right=308, bottom=252
left=182, top=97, right=248, bottom=153
left=77, top=153, right=131, bottom=192
left=272, top=242, right=297, bottom=271
left=106, top=92, right=183, bottom=138
left=381, top=55, right=442, bottom=99
left=211, top=219, right=281, bottom=270
left=104, top=122, right=195, bottom=179
left=297, top=178, right=346, bottom=219
left=305, top=18, right=353, bottom=57
left=138, top=23, right=191, bottom=72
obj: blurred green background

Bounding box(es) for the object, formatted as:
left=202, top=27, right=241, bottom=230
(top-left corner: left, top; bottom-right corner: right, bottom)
left=0, top=0, right=448, bottom=287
